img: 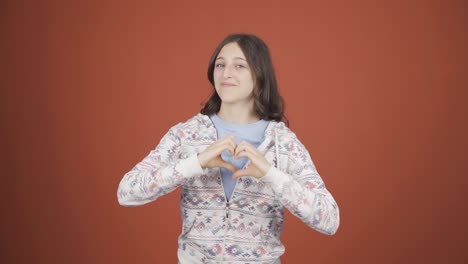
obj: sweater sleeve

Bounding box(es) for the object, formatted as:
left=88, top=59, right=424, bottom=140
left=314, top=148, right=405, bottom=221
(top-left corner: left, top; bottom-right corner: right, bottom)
left=261, top=136, right=340, bottom=235
left=117, top=124, right=204, bottom=207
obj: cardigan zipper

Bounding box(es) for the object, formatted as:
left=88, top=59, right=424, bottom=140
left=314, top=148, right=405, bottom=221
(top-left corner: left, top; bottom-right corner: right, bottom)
left=206, top=116, right=276, bottom=262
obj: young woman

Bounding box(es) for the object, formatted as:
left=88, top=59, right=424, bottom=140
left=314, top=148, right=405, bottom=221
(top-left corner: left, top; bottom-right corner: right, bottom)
left=117, top=33, right=340, bottom=263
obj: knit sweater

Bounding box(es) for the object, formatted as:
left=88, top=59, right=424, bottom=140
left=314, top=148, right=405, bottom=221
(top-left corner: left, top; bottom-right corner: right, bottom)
left=117, top=113, right=340, bottom=263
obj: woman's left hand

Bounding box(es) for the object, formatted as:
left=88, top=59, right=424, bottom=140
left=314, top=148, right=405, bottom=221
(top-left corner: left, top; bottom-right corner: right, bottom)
left=231, top=141, right=271, bottom=179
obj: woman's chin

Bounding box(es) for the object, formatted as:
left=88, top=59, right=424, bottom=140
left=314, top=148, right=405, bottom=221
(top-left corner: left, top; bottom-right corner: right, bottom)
left=218, top=95, right=238, bottom=103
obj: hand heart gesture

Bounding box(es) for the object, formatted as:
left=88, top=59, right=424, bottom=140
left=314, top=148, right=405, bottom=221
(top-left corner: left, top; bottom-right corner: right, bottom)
left=231, top=140, right=271, bottom=179
left=197, top=136, right=271, bottom=179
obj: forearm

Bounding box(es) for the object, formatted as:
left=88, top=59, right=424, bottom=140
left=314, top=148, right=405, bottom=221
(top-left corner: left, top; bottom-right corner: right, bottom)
left=117, top=154, right=203, bottom=206
left=262, top=166, right=340, bottom=235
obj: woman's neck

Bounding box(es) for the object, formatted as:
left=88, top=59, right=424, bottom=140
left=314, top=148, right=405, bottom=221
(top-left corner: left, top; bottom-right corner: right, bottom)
left=217, top=101, right=259, bottom=125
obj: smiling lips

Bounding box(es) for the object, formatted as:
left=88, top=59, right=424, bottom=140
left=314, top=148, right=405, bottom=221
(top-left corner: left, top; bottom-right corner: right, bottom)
left=221, top=82, right=236, bottom=87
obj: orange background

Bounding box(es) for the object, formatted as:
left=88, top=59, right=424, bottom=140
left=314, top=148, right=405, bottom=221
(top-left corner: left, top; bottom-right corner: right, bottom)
left=2, top=0, right=467, bottom=263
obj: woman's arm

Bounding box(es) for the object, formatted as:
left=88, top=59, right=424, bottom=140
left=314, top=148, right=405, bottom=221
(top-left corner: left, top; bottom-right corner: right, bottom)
left=261, top=137, right=340, bottom=235
left=117, top=124, right=203, bottom=207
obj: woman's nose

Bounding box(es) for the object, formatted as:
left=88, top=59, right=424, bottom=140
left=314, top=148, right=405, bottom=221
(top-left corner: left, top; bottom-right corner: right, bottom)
left=223, top=64, right=234, bottom=78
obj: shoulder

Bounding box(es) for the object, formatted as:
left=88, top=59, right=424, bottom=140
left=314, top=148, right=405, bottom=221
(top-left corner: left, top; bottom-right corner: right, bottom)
left=273, top=122, right=312, bottom=157
left=166, top=113, right=213, bottom=142
left=273, top=122, right=299, bottom=143
left=170, top=113, right=209, bottom=130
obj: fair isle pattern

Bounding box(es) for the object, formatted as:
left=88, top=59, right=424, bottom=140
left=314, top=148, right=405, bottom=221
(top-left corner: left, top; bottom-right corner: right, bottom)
left=118, top=113, right=340, bottom=263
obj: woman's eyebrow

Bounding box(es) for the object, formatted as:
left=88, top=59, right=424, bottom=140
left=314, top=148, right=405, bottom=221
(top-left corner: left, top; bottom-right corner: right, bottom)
left=216, top=56, right=246, bottom=61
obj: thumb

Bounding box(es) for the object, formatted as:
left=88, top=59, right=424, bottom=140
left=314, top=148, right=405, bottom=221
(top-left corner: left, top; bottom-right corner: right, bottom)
left=220, top=161, right=237, bottom=173
left=232, top=168, right=251, bottom=179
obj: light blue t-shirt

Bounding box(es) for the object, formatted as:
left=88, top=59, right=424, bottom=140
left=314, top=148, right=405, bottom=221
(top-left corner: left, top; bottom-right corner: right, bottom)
left=209, top=113, right=269, bottom=201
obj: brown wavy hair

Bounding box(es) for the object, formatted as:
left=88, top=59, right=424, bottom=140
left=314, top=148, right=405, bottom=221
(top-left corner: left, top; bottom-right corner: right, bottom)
left=200, top=33, right=289, bottom=127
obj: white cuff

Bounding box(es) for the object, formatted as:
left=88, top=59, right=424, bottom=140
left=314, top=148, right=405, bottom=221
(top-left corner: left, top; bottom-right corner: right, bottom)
left=179, top=153, right=204, bottom=179
left=261, top=166, right=291, bottom=194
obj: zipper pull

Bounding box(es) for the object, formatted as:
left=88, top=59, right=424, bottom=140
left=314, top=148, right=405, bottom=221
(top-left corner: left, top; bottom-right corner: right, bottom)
left=226, top=202, right=230, bottom=219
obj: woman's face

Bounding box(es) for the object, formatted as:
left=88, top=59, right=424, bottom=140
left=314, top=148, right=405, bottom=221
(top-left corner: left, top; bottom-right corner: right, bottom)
left=213, top=42, right=255, bottom=105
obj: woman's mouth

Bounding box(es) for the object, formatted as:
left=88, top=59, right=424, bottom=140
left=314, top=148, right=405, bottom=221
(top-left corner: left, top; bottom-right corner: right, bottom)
left=221, top=82, right=236, bottom=87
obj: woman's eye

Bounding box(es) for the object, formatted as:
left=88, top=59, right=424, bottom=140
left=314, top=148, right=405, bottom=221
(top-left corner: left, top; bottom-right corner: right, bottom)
left=215, top=64, right=224, bottom=68
left=236, top=65, right=246, bottom=68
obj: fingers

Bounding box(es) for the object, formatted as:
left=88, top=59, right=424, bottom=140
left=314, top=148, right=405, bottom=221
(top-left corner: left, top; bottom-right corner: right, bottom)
left=209, top=136, right=235, bottom=155
left=220, top=160, right=237, bottom=173
left=234, top=150, right=255, bottom=163
left=212, top=141, right=236, bottom=156
left=234, top=141, right=259, bottom=159
left=232, top=167, right=253, bottom=179
left=234, top=148, right=271, bottom=176
left=200, top=136, right=235, bottom=168
left=220, top=135, right=236, bottom=146
left=218, top=136, right=236, bottom=155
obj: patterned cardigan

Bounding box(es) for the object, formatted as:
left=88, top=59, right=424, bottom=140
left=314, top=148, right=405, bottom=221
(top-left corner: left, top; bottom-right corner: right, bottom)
left=117, top=113, right=340, bottom=263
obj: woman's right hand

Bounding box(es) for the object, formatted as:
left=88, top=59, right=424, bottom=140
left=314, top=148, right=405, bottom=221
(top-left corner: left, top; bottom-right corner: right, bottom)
left=197, top=135, right=237, bottom=173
